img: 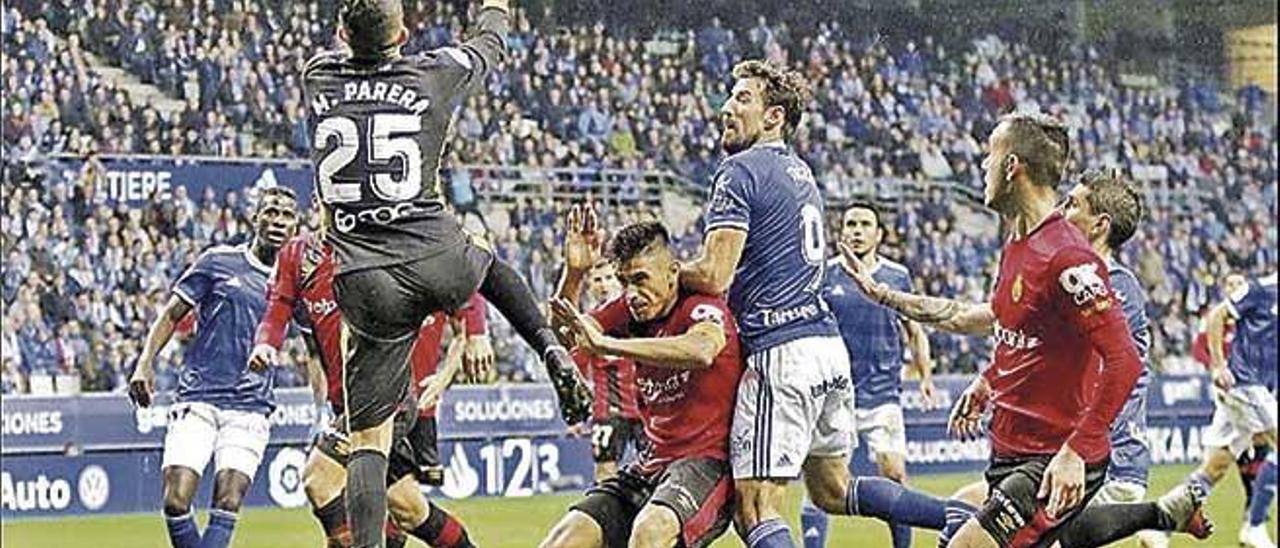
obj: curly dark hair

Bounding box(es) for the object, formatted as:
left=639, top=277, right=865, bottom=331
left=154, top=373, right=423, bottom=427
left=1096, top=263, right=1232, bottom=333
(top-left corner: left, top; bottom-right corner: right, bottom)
left=731, top=60, right=812, bottom=135
left=340, top=0, right=404, bottom=59
left=607, top=221, right=671, bottom=264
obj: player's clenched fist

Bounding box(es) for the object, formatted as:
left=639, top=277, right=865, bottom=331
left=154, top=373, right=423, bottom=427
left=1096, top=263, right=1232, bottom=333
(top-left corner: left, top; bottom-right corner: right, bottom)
left=247, top=343, right=278, bottom=372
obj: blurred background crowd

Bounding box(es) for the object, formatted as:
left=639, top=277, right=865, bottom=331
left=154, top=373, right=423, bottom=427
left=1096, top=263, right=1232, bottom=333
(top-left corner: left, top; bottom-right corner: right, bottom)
left=1, top=0, right=1275, bottom=394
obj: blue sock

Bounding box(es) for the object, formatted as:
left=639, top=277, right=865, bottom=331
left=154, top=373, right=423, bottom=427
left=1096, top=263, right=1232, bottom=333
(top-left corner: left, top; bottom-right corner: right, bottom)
left=746, top=518, right=796, bottom=548
left=800, top=498, right=830, bottom=548
left=1248, top=453, right=1277, bottom=527
left=890, top=520, right=912, bottom=548
left=846, top=476, right=947, bottom=530
left=1185, top=471, right=1215, bottom=498
left=939, top=499, right=978, bottom=548
left=164, top=510, right=201, bottom=548
left=197, top=508, right=238, bottom=548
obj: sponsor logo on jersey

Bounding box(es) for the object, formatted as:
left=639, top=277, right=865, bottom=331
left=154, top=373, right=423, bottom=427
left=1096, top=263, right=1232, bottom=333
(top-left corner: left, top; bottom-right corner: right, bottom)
left=992, top=322, right=1042, bottom=350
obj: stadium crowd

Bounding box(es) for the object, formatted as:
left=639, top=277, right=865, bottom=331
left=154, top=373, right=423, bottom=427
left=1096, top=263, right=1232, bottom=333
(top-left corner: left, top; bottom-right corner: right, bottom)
left=1, top=1, right=1276, bottom=394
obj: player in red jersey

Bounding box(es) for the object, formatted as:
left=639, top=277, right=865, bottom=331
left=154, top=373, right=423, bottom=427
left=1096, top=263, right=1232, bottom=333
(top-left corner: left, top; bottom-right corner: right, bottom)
left=540, top=210, right=743, bottom=548
left=409, top=293, right=491, bottom=485
left=571, top=259, right=645, bottom=482
left=849, top=114, right=1211, bottom=548
left=250, top=230, right=477, bottom=548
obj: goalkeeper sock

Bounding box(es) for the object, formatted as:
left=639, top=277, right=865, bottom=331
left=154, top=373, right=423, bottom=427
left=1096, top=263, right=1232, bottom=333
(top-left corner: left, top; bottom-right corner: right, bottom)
left=478, top=258, right=559, bottom=355
left=347, top=450, right=389, bottom=548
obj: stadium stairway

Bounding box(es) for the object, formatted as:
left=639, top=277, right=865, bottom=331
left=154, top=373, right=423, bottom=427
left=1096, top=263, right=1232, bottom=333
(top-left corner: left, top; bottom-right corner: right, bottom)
left=75, top=42, right=186, bottom=118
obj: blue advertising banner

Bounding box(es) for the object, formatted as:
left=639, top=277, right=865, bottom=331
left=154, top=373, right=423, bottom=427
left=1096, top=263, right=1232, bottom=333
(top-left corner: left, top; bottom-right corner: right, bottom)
left=0, top=437, right=595, bottom=518
left=1, top=375, right=1219, bottom=517
left=44, top=155, right=316, bottom=207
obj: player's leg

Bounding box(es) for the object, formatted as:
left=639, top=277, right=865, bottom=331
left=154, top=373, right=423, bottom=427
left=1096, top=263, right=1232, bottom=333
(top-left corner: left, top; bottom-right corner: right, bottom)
left=1241, top=387, right=1279, bottom=548
left=474, top=248, right=591, bottom=422
left=385, top=475, right=474, bottom=548
left=160, top=402, right=219, bottom=548
left=730, top=345, right=806, bottom=548
left=802, top=456, right=947, bottom=530
left=1188, top=387, right=1261, bottom=495
left=631, top=458, right=734, bottom=548
left=541, top=472, right=650, bottom=548
left=938, top=481, right=986, bottom=548
left=200, top=407, right=271, bottom=548
left=870, top=404, right=913, bottom=548
left=1041, top=481, right=1214, bottom=547
left=414, top=415, right=445, bottom=487
left=305, top=433, right=353, bottom=547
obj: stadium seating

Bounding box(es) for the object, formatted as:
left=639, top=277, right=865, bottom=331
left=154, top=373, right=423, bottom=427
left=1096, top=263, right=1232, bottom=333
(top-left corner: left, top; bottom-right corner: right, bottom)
left=0, top=2, right=1275, bottom=394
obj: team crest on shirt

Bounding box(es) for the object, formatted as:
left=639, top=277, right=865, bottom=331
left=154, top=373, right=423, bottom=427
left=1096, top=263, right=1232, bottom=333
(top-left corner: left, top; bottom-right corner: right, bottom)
left=1011, top=274, right=1023, bottom=303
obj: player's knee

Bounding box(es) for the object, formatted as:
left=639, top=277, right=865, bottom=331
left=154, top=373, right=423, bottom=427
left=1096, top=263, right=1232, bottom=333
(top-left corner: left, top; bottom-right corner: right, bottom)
left=1201, top=448, right=1234, bottom=481
left=304, top=452, right=345, bottom=508
left=628, top=505, right=680, bottom=548
left=386, top=478, right=429, bottom=529
left=211, top=488, right=245, bottom=512
left=879, top=454, right=908, bottom=483
left=163, top=490, right=193, bottom=516
left=947, top=519, right=998, bottom=548
left=211, top=471, right=251, bottom=512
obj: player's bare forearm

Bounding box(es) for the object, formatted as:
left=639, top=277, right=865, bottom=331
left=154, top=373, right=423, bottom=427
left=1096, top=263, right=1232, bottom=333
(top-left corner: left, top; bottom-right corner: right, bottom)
left=1205, top=302, right=1231, bottom=370
left=877, top=289, right=994, bottom=335
left=139, top=295, right=192, bottom=370
left=555, top=267, right=587, bottom=309
left=680, top=229, right=745, bottom=296
left=905, top=320, right=934, bottom=380
left=596, top=323, right=726, bottom=370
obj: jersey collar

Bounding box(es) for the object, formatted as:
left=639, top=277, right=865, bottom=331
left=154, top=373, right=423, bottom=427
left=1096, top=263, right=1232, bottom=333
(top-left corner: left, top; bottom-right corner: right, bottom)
left=241, top=244, right=273, bottom=275
left=750, top=139, right=787, bottom=151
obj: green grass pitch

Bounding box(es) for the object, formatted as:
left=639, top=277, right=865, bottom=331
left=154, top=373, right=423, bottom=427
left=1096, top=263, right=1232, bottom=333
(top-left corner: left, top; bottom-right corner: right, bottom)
left=3, top=464, right=1274, bottom=547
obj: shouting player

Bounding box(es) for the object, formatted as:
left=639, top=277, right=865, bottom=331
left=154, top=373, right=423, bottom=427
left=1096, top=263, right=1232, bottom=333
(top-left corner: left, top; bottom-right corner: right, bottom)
left=128, top=187, right=299, bottom=548
left=302, top=1, right=589, bottom=545
left=1183, top=270, right=1276, bottom=548
left=541, top=211, right=742, bottom=548
left=571, top=259, right=645, bottom=482
left=847, top=117, right=1211, bottom=547
left=250, top=229, right=480, bottom=548
left=802, top=201, right=936, bottom=548
left=680, top=60, right=854, bottom=548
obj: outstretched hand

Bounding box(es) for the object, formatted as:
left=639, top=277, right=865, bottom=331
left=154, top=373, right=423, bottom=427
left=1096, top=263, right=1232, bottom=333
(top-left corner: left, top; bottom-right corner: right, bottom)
left=564, top=204, right=604, bottom=273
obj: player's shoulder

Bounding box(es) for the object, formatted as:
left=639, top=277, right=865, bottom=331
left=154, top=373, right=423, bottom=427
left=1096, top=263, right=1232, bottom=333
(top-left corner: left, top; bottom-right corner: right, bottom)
left=303, top=49, right=350, bottom=76
left=676, top=293, right=733, bottom=327
left=877, top=256, right=911, bottom=278
left=412, top=45, right=479, bottom=71
left=192, top=243, right=243, bottom=267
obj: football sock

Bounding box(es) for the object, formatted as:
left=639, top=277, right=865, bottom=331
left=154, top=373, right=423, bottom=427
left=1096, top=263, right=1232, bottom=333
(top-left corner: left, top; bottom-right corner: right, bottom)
left=1185, top=471, right=1214, bottom=498
left=313, top=493, right=351, bottom=547
left=479, top=258, right=559, bottom=355
left=800, top=498, right=829, bottom=548
left=1248, top=452, right=1277, bottom=527
left=384, top=521, right=407, bottom=548
left=197, top=508, right=239, bottom=548
left=846, top=476, right=946, bottom=530
left=1051, top=502, right=1169, bottom=548
left=347, top=450, right=389, bottom=548
left=164, top=509, right=202, bottom=548
left=409, top=502, right=475, bottom=548
left=939, top=499, right=978, bottom=548
left=746, top=518, right=796, bottom=548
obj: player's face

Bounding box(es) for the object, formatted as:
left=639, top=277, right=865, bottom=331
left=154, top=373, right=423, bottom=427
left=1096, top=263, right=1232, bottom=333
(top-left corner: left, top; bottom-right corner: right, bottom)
left=254, top=194, right=300, bottom=248
left=721, top=78, right=770, bottom=154
left=586, top=263, right=621, bottom=303
left=981, top=122, right=1017, bottom=211
left=616, top=247, right=679, bottom=322
left=1062, top=184, right=1107, bottom=244
left=841, top=208, right=882, bottom=257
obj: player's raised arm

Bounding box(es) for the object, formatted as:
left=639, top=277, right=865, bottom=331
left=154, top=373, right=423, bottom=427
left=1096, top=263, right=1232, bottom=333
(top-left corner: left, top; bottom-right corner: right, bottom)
left=432, top=0, right=512, bottom=97
left=839, top=241, right=994, bottom=335
left=129, top=294, right=193, bottom=408
left=555, top=204, right=605, bottom=310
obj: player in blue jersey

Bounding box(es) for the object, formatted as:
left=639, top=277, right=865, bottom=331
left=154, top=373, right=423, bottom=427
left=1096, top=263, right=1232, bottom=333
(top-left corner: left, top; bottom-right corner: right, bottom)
left=680, top=60, right=858, bottom=548
left=1183, top=269, right=1277, bottom=548
left=128, top=188, right=299, bottom=548
left=802, top=201, right=936, bottom=548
